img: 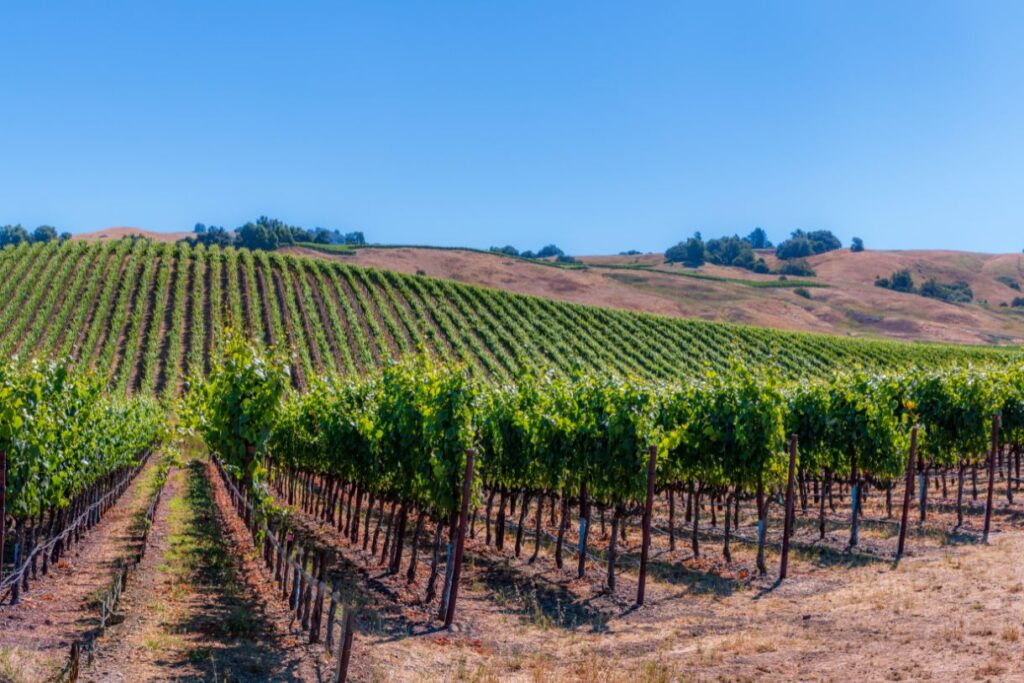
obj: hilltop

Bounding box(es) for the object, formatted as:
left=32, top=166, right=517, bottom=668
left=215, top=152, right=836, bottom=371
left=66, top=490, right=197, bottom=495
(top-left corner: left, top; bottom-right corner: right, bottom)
left=74, top=226, right=191, bottom=242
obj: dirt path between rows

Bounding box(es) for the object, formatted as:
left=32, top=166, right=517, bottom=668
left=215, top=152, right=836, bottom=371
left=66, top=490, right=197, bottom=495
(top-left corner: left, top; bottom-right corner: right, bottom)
left=84, top=459, right=328, bottom=682
left=0, top=456, right=161, bottom=682
left=271, top=476, right=1024, bottom=681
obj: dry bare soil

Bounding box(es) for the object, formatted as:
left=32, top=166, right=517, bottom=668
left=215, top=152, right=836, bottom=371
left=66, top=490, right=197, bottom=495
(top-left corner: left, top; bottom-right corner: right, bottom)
left=278, top=474, right=1024, bottom=683
left=6, top=456, right=1024, bottom=682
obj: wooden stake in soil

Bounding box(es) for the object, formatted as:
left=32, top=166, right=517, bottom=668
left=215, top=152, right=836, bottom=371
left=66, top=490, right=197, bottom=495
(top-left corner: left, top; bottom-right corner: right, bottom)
left=849, top=447, right=860, bottom=548
left=755, top=476, right=768, bottom=576
left=243, top=442, right=255, bottom=526
left=554, top=495, right=569, bottom=568
left=528, top=494, right=544, bottom=564
left=667, top=487, right=675, bottom=552
left=983, top=414, right=1001, bottom=544
left=779, top=434, right=798, bottom=581
left=335, top=606, right=355, bottom=683
left=897, top=426, right=917, bottom=558
left=607, top=507, right=620, bottom=590
left=0, top=450, right=6, bottom=587
left=443, top=448, right=475, bottom=629
left=577, top=480, right=590, bottom=579
left=310, top=550, right=327, bottom=643
left=69, top=641, right=80, bottom=683
left=637, top=444, right=657, bottom=606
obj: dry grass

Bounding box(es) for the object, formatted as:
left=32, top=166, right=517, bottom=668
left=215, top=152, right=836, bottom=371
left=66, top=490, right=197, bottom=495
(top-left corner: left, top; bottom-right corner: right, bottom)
left=0, top=646, right=61, bottom=683
left=291, top=245, right=1024, bottom=344
left=354, top=504, right=1024, bottom=681
left=72, top=227, right=189, bottom=243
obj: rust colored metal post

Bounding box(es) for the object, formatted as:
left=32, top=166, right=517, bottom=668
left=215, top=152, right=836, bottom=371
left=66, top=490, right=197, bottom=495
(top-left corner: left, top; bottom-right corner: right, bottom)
left=444, top=448, right=475, bottom=628
left=779, top=435, right=798, bottom=580
left=983, top=414, right=1001, bottom=544
left=637, top=444, right=657, bottom=606
left=897, top=426, right=918, bottom=558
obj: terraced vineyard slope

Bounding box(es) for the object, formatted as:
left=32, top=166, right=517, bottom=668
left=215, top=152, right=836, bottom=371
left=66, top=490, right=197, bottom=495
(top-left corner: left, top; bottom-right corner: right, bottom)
left=0, top=239, right=1017, bottom=397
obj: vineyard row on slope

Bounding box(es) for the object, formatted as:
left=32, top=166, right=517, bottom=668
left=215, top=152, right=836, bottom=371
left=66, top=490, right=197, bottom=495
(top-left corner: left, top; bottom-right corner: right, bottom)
left=0, top=239, right=1018, bottom=398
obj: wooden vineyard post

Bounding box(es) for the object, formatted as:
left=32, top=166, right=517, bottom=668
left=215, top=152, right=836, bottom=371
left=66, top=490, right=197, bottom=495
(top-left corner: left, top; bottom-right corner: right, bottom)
left=577, top=480, right=590, bottom=579
left=69, top=641, right=80, bottom=683
left=335, top=606, right=355, bottom=683
left=443, top=448, right=475, bottom=628
left=310, top=550, right=326, bottom=643
left=897, top=426, right=918, bottom=558
left=0, top=450, right=6, bottom=587
left=637, top=444, right=657, bottom=606
left=244, top=442, right=255, bottom=527
left=779, top=435, right=798, bottom=581
left=983, top=414, right=1001, bottom=544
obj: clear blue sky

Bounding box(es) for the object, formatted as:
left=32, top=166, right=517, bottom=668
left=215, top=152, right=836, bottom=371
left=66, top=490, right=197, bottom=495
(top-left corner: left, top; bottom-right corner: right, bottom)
left=3, top=1, right=1023, bottom=254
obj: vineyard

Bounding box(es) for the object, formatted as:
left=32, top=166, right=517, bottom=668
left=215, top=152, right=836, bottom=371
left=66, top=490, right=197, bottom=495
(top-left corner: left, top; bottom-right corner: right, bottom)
left=0, top=360, right=162, bottom=604
left=4, top=238, right=1024, bottom=680
left=177, top=334, right=1024, bottom=678
left=188, top=339, right=1024, bottom=601
left=0, top=239, right=1018, bottom=400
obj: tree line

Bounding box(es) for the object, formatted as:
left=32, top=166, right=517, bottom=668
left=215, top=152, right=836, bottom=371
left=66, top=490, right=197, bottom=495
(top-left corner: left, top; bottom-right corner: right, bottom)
left=0, top=225, right=71, bottom=248
left=489, top=243, right=578, bottom=264
left=664, top=228, right=864, bottom=275
left=188, top=216, right=365, bottom=252
left=875, top=269, right=974, bottom=304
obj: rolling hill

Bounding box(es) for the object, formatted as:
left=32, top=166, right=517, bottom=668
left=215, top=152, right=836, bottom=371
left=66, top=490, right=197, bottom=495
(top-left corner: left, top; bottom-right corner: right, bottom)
left=1, top=238, right=1015, bottom=398
left=288, top=244, right=1024, bottom=345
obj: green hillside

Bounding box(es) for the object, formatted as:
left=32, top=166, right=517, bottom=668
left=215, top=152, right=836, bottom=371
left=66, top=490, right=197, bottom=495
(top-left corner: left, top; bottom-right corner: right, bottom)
left=0, top=238, right=1016, bottom=397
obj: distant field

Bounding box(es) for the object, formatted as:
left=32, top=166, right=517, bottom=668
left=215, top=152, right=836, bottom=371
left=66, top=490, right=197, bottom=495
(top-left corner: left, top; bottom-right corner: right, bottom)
left=292, top=244, right=1024, bottom=345
left=0, top=239, right=1015, bottom=398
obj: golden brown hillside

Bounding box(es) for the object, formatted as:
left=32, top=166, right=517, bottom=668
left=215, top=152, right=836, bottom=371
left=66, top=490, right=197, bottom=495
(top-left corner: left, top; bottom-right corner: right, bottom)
left=286, top=245, right=1024, bottom=345
left=74, top=227, right=190, bottom=243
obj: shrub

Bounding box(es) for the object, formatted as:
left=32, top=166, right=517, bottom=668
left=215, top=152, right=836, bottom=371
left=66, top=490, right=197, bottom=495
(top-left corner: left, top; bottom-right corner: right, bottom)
left=875, top=269, right=915, bottom=293
left=794, top=287, right=812, bottom=299
left=920, top=278, right=973, bottom=303
left=536, top=244, right=564, bottom=258
left=705, top=235, right=754, bottom=268
left=997, top=275, right=1021, bottom=291
left=777, top=259, right=816, bottom=277
left=32, top=225, right=58, bottom=243
left=775, top=229, right=841, bottom=260
left=850, top=237, right=864, bottom=252
left=665, top=234, right=706, bottom=267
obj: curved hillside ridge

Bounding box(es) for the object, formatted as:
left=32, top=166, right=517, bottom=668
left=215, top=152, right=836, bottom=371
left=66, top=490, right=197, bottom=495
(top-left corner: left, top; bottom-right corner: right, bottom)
left=0, top=239, right=1016, bottom=398
left=297, top=245, right=1024, bottom=345
left=73, top=226, right=191, bottom=242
